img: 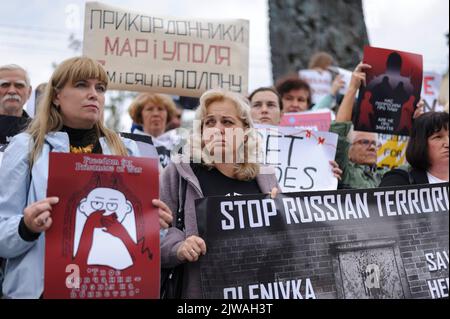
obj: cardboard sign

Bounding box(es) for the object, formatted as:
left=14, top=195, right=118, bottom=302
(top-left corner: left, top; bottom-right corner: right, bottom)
left=353, top=46, right=423, bottom=136
left=45, top=153, right=160, bottom=299
left=83, top=1, right=249, bottom=97
left=255, top=125, right=338, bottom=192
left=196, top=183, right=449, bottom=299
left=280, top=109, right=332, bottom=132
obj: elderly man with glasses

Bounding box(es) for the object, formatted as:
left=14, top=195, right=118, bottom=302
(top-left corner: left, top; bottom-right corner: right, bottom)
left=330, top=62, right=423, bottom=189
left=338, top=128, right=388, bottom=189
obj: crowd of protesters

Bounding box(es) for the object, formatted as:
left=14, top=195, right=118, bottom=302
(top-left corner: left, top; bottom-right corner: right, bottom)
left=0, top=45, right=448, bottom=299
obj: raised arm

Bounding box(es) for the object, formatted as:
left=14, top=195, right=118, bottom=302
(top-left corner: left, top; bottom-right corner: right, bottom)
left=336, top=62, right=372, bottom=122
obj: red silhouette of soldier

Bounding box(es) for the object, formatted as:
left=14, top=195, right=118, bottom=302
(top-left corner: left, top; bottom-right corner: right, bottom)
left=397, top=95, right=415, bottom=134
left=358, top=91, right=374, bottom=130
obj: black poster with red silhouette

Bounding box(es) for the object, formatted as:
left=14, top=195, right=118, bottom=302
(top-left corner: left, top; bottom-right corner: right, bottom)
left=44, top=153, right=160, bottom=299
left=353, top=46, right=423, bottom=136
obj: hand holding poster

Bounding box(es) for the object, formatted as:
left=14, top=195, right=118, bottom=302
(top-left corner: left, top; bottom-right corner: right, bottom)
left=44, top=153, right=160, bottom=299
left=256, top=125, right=338, bottom=192
left=83, top=1, right=249, bottom=97
left=353, top=46, right=423, bottom=136
left=196, top=183, right=449, bottom=299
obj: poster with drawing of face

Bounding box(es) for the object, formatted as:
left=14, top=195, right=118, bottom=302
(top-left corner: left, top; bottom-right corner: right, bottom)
left=74, top=187, right=136, bottom=270
left=44, top=153, right=159, bottom=299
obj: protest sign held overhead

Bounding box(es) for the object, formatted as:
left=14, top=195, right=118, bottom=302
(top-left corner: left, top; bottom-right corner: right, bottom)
left=255, top=125, right=338, bottom=192
left=353, top=46, right=423, bottom=136
left=44, top=153, right=160, bottom=299
left=196, top=183, right=449, bottom=299
left=83, top=1, right=249, bottom=97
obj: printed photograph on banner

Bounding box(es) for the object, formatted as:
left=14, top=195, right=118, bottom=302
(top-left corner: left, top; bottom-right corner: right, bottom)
left=353, top=46, right=423, bottom=136
left=196, top=183, right=449, bottom=299
left=44, top=153, right=160, bottom=299
left=83, top=1, right=249, bottom=97
left=421, top=72, right=445, bottom=113
left=376, top=133, right=408, bottom=169
left=255, top=124, right=338, bottom=192
left=279, top=109, right=332, bottom=132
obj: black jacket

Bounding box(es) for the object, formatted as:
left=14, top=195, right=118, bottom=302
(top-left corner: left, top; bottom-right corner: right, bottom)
left=379, top=168, right=429, bottom=187
left=0, top=111, right=31, bottom=144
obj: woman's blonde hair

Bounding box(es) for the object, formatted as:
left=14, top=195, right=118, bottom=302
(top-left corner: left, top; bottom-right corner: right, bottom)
left=27, top=56, right=128, bottom=165
left=190, top=89, right=260, bottom=181
left=128, top=93, right=177, bottom=126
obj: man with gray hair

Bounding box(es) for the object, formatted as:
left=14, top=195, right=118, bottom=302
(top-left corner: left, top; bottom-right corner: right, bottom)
left=0, top=64, right=32, bottom=297
left=0, top=64, right=32, bottom=115
left=0, top=64, right=32, bottom=158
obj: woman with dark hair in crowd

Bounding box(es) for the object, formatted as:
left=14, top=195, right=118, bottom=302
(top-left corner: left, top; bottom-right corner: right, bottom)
left=380, top=111, right=449, bottom=186
left=275, top=76, right=313, bottom=113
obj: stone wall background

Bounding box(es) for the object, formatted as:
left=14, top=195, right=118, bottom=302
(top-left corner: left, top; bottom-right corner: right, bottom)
left=269, top=0, right=369, bottom=81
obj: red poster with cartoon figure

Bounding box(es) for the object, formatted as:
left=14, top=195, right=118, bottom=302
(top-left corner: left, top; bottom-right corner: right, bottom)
left=353, top=46, right=423, bottom=136
left=44, top=153, right=160, bottom=299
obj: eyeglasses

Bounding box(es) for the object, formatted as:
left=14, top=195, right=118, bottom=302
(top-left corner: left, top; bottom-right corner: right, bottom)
left=353, top=139, right=377, bottom=147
